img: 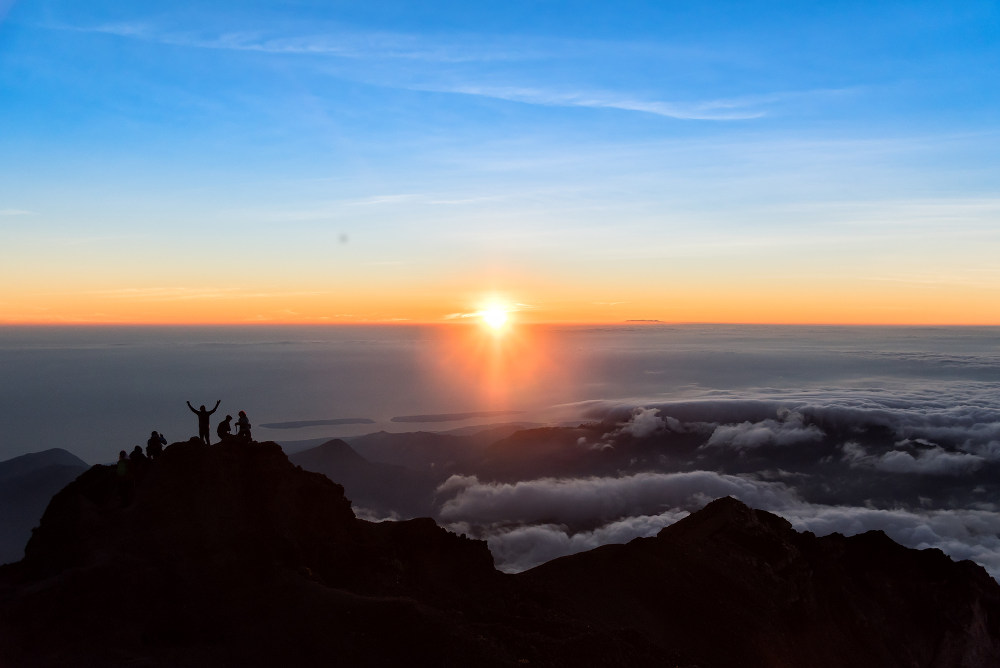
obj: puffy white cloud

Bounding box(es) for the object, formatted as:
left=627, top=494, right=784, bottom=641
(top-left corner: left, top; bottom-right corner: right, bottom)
left=878, top=448, right=984, bottom=475
left=840, top=441, right=985, bottom=475
left=573, top=385, right=1000, bottom=455
left=351, top=506, right=403, bottom=522
left=620, top=407, right=666, bottom=438
left=704, top=409, right=824, bottom=449
left=582, top=406, right=670, bottom=450
left=480, top=510, right=690, bottom=573
left=436, top=470, right=799, bottom=527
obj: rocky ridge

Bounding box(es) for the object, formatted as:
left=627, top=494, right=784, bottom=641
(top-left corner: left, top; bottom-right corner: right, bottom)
left=1, top=438, right=998, bottom=667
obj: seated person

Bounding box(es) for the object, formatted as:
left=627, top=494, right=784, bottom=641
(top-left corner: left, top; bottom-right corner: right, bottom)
left=217, top=415, right=233, bottom=442
left=235, top=410, right=252, bottom=442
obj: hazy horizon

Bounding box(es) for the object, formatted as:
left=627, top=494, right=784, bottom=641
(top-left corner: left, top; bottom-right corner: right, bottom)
left=5, top=322, right=998, bottom=464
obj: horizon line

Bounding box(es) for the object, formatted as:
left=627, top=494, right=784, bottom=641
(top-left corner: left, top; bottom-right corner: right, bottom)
left=2, top=319, right=999, bottom=328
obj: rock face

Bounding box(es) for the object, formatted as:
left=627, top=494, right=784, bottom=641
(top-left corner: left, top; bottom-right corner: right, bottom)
left=525, top=496, right=1000, bottom=668
left=0, top=440, right=499, bottom=667
left=2, top=440, right=999, bottom=667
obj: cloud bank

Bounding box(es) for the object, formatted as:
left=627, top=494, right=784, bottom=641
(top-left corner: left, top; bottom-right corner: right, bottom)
left=433, top=378, right=1000, bottom=576
left=439, top=468, right=1000, bottom=577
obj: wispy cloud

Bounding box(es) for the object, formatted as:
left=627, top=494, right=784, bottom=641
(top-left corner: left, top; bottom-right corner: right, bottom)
left=53, top=22, right=539, bottom=63
left=52, top=21, right=802, bottom=121
left=0, top=209, right=34, bottom=216
left=423, top=84, right=768, bottom=120
left=445, top=302, right=536, bottom=320
left=84, top=287, right=329, bottom=302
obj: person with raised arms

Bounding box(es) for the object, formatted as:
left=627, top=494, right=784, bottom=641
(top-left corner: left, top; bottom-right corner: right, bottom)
left=186, top=400, right=221, bottom=445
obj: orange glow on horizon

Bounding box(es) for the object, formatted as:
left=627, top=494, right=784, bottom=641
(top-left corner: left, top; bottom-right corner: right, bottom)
left=1, top=279, right=999, bottom=326
left=423, top=320, right=569, bottom=413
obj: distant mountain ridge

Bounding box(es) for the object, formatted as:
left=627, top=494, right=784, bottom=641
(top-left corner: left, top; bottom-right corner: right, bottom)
left=0, top=448, right=88, bottom=481
left=0, top=448, right=88, bottom=565
left=290, top=438, right=440, bottom=517
left=1, top=438, right=998, bottom=666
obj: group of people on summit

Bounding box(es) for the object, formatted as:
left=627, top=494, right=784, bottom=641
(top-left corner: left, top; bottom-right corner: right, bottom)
left=118, top=401, right=253, bottom=468
left=186, top=400, right=252, bottom=445
left=114, top=401, right=254, bottom=503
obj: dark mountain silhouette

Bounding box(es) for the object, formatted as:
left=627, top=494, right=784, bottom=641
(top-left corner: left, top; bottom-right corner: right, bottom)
left=347, top=429, right=488, bottom=471
left=274, top=421, right=537, bottom=457
left=288, top=422, right=556, bottom=518
left=347, top=422, right=707, bottom=485
left=0, top=448, right=89, bottom=565
left=525, top=496, right=1000, bottom=668
left=479, top=425, right=615, bottom=481
left=1, top=438, right=998, bottom=667
left=290, top=439, right=441, bottom=517
left=0, top=439, right=504, bottom=667
left=0, top=448, right=88, bottom=481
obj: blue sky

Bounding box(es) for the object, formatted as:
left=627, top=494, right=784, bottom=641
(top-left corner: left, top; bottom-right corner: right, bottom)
left=2, top=0, right=999, bottom=323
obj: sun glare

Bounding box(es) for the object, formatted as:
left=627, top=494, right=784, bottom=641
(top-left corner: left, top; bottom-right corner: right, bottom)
left=481, top=306, right=509, bottom=331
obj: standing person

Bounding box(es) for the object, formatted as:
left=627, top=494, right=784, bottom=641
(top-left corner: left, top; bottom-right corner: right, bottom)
left=146, top=431, right=166, bottom=459
left=129, top=445, right=148, bottom=479
left=187, top=400, right=221, bottom=445
left=235, top=410, right=252, bottom=442
left=116, top=450, right=131, bottom=504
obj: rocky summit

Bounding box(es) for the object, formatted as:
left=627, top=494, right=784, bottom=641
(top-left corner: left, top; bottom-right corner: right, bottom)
left=2, top=438, right=999, bottom=667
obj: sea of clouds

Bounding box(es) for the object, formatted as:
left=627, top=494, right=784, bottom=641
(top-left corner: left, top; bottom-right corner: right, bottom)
left=436, top=381, right=1000, bottom=577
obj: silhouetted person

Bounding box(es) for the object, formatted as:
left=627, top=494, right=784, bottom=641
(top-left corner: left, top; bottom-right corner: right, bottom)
left=116, top=450, right=131, bottom=504
left=187, top=400, right=221, bottom=445
left=217, top=415, right=233, bottom=442
left=235, top=410, right=252, bottom=442
left=146, top=431, right=166, bottom=459
left=129, top=445, right=148, bottom=481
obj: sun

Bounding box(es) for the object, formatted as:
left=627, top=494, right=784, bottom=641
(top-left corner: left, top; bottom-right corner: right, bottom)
left=480, top=306, right=509, bottom=332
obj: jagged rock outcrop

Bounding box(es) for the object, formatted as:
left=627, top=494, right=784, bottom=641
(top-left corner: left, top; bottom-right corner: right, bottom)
left=526, top=496, right=1000, bottom=668
left=0, top=439, right=501, bottom=667
left=2, top=441, right=998, bottom=667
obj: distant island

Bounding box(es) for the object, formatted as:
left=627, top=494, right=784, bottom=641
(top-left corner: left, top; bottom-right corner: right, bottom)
left=391, top=410, right=525, bottom=423
left=260, top=418, right=376, bottom=429
left=625, top=319, right=663, bottom=323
